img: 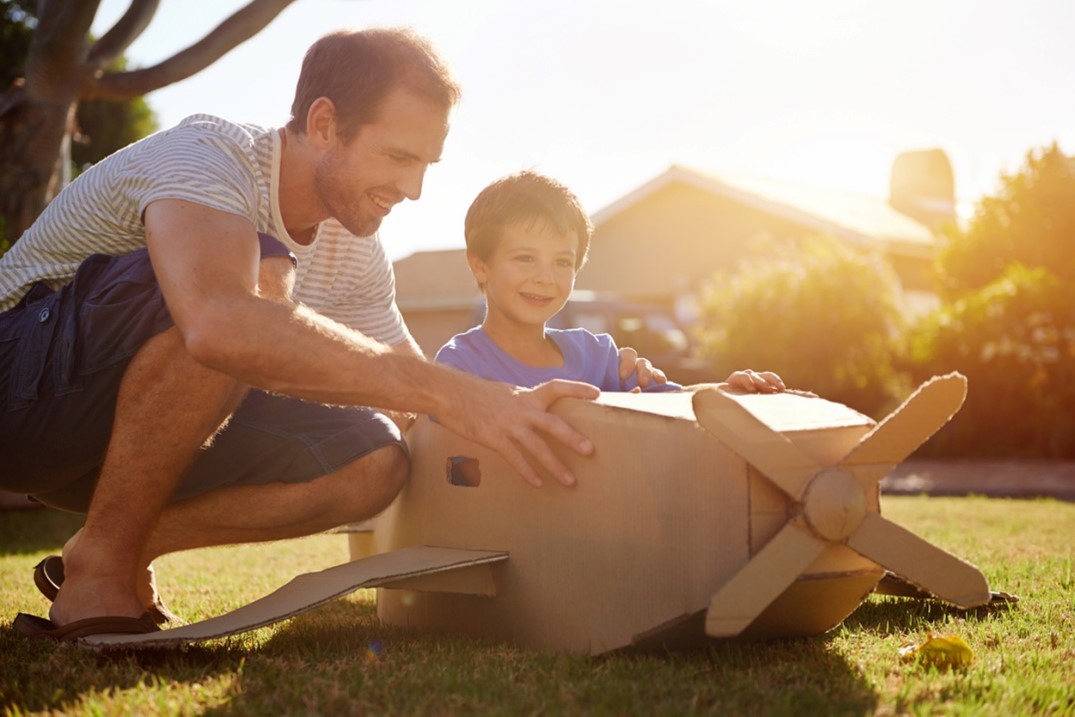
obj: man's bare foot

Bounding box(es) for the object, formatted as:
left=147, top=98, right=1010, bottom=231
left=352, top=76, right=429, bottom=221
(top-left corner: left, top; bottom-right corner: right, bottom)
left=50, top=530, right=151, bottom=625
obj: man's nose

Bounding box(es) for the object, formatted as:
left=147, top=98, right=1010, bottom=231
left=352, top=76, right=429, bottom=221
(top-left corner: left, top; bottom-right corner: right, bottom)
left=399, top=165, right=427, bottom=201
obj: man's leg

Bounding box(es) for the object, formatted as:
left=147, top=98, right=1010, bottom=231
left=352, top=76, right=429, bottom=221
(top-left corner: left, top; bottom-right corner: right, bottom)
left=49, top=251, right=294, bottom=626
left=147, top=443, right=407, bottom=560
left=50, top=326, right=243, bottom=624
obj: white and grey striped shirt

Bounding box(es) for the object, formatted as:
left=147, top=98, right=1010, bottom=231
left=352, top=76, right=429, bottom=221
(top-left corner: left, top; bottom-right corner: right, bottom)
left=0, top=114, right=407, bottom=345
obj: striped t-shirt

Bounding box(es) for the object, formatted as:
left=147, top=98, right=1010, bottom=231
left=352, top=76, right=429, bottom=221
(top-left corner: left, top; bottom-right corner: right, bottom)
left=0, top=114, right=407, bottom=345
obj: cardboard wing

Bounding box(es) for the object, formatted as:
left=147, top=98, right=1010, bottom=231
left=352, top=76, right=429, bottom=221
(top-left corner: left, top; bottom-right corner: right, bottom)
left=82, top=547, right=507, bottom=648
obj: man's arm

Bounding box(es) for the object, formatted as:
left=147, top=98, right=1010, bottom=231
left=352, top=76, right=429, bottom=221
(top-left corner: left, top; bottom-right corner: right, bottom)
left=145, top=199, right=598, bottom=486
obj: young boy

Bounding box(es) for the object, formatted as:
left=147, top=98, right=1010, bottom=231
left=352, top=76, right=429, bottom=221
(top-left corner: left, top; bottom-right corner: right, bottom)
left=435, top=171, right=785, bottom=395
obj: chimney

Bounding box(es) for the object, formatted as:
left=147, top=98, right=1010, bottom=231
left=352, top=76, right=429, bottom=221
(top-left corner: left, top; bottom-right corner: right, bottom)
left=889, top=149, right=956, bottom=231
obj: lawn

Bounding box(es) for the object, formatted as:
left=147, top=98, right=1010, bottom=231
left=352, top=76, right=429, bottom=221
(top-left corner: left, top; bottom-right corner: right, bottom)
left=1, top=496, right=1072, bottom=716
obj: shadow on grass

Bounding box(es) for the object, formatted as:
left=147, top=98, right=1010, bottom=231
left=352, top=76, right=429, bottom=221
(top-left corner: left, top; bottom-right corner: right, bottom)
left=207, top=601, right=877, bottom=716
left=0, top=626, right=249, bottom=713
left=2, top=595, right=882, bottom=715
left=843, top=594, right=1019, bottom=633
left=0, top=507, right=83, bottom=556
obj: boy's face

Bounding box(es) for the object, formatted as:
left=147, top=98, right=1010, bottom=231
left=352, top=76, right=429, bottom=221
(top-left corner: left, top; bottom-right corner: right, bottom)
left=469, top=220, right=579, bottom=331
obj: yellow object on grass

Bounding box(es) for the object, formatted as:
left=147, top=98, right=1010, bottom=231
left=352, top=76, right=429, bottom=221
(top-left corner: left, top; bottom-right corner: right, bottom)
left=898, top=632, right=974, bottom=669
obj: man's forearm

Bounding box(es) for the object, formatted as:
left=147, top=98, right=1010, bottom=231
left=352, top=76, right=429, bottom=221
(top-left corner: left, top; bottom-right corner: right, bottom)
left=184, top=293, right=470, bottom=417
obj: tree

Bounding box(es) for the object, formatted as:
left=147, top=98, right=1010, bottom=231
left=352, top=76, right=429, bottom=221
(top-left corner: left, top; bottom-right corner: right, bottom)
left=1, top=3, right=158, bottom=186
left=0, top=0, right=296, bottom=244
left=904, top=144, right=1075, bottom=458
left=696, top=236, right=908, bottom=418
left=937, top=143, right=1075, bottom=296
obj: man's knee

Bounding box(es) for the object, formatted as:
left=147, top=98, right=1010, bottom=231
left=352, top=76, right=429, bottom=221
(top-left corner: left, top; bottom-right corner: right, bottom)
left=331, top=445, right=410, bottom=518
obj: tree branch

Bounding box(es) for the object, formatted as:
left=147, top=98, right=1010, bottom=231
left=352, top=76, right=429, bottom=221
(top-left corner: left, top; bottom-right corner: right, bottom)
left=26, top=0, right=101, bottom=85
left=84, top=0, right=296, bottom=101
left=87, top=0, right=161, bottom=71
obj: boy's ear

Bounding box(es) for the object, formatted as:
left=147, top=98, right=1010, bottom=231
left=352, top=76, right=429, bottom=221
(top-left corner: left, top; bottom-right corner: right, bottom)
left=466, top=251, right=488, bottom=287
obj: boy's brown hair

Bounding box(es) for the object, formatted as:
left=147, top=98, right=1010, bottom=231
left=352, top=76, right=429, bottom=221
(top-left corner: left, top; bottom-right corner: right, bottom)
left=287, top=27, right=461, bottom=143
left=464, top=171, right=592, bottom=270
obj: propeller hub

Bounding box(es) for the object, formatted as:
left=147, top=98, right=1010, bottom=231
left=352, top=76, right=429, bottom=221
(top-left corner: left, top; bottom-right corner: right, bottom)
left=802, top=468, right=866, bottom=542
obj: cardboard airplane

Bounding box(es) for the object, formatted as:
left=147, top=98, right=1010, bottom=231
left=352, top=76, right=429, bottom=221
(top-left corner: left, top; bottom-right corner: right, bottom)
left=84, top=372, right=991, bottom=652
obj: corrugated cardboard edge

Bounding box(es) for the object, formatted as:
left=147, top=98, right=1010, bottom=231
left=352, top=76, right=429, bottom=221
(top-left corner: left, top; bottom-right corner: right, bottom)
left=81, top=546, right=508, bottom=648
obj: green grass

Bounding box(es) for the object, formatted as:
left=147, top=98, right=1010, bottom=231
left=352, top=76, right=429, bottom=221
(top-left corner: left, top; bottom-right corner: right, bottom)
left=1, top=496, right=1073, bottom=716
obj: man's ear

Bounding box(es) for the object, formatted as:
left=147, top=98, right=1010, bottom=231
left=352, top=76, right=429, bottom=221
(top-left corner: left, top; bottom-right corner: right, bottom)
left=306, top=97, right=338, bottom=147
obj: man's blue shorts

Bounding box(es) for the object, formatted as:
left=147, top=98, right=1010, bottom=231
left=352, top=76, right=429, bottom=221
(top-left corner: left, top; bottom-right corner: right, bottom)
left=0, top=237, right=407, bottom=513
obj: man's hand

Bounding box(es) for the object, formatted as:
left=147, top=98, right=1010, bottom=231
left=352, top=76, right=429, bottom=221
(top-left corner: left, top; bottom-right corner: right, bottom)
left=722, top=369, right=786, bottom=394
left=436, top=376, right=600, bottom=488
left=617, top=346, right=668, bottom=391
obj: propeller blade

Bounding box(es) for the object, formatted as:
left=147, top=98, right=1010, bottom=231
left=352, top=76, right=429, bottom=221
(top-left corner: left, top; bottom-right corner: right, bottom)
left=693, top=388, right=823, bottom=500
left=841, top=373, right=967, bottom=484
left=705, top=521, right=827, bottom=638
left=846, top=513, right=990, bottom=608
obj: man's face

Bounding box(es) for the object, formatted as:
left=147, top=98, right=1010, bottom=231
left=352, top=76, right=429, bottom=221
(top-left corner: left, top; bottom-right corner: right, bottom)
left=314, top=87, right=449, bottom=237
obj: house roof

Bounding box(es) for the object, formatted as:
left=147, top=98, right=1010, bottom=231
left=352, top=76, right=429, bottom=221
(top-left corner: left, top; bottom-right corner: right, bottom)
left=591, top=165, right=938, bottom=258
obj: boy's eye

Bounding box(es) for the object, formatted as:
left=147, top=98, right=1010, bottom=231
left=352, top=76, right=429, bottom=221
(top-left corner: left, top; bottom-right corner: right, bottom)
left=514, top=255, right=534, bottom=263
left=557, top=259, right=574, bottom=268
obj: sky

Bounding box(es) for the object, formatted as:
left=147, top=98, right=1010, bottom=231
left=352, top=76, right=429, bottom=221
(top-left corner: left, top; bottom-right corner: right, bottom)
left=92, top=0, right=1075, bottom=262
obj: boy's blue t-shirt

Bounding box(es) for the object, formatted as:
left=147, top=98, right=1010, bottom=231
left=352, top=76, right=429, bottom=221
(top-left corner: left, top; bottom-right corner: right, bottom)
left=435, top=326, right=682, bottom=392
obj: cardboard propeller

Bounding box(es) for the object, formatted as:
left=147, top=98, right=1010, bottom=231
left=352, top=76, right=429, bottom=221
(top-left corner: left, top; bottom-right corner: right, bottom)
left=694, top=372, right=992, bottom=638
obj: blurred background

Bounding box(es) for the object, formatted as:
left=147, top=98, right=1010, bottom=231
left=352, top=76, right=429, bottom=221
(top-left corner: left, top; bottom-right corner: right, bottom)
left=2, top=0, right=1072, bottom=460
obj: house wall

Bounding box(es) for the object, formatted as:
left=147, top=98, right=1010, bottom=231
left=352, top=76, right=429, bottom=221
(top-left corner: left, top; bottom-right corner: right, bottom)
left=578, top=182, right=821, bottom=303
left=578, top=180, right=934, bottom=308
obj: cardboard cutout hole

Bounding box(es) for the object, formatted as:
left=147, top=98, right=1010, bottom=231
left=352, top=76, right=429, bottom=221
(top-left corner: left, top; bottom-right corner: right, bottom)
left=447, top=456, right=481, bottom=487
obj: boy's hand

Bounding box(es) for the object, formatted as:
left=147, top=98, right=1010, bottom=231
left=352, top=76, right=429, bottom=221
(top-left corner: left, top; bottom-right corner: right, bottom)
left=723, top=369, right=786, bottom=394
left=617, top=346, right=668, bottom=388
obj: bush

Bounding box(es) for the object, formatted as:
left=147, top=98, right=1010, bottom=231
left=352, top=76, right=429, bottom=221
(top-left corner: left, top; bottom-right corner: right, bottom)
left=696, top=236, right=909, bottom=418
left=903, top=264, right=1075, bottom=457
left=905, top=143, right=1075, bottom=458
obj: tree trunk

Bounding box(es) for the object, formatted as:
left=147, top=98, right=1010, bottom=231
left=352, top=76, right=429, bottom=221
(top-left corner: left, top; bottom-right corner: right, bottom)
left=0, top=86, right=79, bottom=243
left=0, top=0, right=295, bottom=245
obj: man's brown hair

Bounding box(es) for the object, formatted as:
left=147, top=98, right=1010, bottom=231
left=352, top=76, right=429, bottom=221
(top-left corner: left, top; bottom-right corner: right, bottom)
left=287, top=27, right=461, bottom=142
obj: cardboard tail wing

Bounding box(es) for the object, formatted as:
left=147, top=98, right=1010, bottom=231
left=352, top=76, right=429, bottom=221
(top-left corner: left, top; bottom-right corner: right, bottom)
left=81, top=547, right=508, bottom=648
left=695, top=373, right=991, bottom=639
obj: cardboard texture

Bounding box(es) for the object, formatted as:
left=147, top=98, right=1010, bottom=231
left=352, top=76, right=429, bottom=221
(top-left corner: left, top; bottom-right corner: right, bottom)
left=83, top=373, right=988, bottom=652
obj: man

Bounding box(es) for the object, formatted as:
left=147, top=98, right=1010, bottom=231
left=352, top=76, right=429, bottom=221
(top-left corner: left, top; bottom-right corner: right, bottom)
left=0, top=28, right=661, bottom=639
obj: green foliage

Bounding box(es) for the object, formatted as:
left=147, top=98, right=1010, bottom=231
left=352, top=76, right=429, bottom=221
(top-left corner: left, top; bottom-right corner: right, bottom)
left=72, top=56, right=158, bottom=173
left=0, top=0, right=35, bottom=88
left=697, top=236, right=908, bottom=417
left=906, top=264, right=1075, bottom=457
left=938, top=143, right=1075, bottom=296
left=1, top=1, right=158, bottom=178
left=906, top=144, right=1075, bottom=458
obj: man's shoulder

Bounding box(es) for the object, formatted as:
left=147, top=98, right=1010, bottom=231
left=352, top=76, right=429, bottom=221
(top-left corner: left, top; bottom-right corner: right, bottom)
left=158, top=114, right=275, bottom=158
